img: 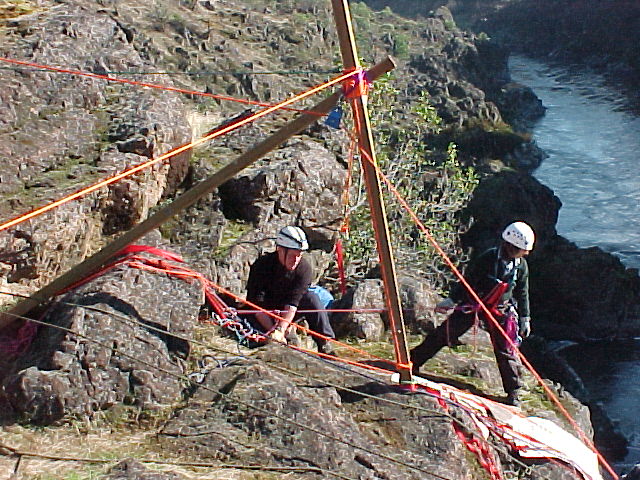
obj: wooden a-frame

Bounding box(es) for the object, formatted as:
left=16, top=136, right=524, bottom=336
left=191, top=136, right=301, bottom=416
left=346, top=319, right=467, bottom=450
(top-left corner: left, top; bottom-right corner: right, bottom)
left=3, top=1, right=412, bottom=384
left=1, top=57, right=394, bottom=327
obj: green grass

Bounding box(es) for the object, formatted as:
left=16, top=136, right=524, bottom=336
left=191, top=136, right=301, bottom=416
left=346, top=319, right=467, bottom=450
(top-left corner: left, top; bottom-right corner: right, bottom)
left=211, top=220, right=252, bottom=258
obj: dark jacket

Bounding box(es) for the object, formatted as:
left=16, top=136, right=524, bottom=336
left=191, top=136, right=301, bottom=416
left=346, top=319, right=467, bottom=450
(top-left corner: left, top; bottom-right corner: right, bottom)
left=246, top=252, right=312, bottom=310
left=450, top=246, right=530, bottom=317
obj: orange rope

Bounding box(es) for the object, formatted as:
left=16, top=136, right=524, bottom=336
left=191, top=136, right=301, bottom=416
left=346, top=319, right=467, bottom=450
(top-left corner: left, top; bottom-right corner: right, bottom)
left=357, top=147, right=618, bottom=480
left=340, top=127, right=358, bottom=234
left=0, top=57, right=324, bottom=116
left=285, top=343, right=395, bottom=374
left=334, top=126, right=357, bottom=295
left=0, top=69, right=358, bottom=233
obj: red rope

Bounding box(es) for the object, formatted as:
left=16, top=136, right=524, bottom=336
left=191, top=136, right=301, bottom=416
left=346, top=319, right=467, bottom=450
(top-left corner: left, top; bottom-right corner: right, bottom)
left=453, top=423, right=503, bottom=480
left=335, top=238, right=347, bottom=296
left=207, top=279, right=396, bottom=368
left=67, top=245, right=395, bottom=372
left=335, top=127, right=358, bottom=296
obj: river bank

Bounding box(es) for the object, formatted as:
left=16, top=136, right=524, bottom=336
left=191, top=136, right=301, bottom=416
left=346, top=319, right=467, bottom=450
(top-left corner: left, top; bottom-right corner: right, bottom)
left=510, top=54, right=640, bottom=472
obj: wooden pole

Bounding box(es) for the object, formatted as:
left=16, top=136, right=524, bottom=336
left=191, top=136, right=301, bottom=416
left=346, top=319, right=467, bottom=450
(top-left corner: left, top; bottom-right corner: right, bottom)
left=1, top=57, right=395, bottom=330
left=331, top=0, right=412, bottom=382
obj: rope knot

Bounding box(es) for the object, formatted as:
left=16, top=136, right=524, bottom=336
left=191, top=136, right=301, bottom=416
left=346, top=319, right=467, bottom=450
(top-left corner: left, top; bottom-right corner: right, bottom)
left=342, top=69, right=371, bottom=99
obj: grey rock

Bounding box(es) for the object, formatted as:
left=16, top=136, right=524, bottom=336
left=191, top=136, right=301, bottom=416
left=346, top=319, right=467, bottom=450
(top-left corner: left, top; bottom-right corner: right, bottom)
left=159, top=345, right=487, bottom=480
left=0, top=255, right=202, bottom=424
left=0, top=2, right=191, bottom=301
left=331, top=279, right=386, bottom=341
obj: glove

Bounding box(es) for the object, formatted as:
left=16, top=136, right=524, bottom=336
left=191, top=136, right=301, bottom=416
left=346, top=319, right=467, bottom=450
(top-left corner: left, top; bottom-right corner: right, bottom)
left=434, top=298, right=456, bottom=314
left=519, top=317, right=531, bottom=338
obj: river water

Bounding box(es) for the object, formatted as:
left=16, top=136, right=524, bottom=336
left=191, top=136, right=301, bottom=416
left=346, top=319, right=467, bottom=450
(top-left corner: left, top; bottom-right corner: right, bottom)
left=509, top=56, right=640, bottom=471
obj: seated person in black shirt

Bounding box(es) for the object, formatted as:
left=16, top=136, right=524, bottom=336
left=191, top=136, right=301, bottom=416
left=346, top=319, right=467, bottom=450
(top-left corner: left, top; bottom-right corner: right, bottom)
left=246, top=226, right=336, bottom=356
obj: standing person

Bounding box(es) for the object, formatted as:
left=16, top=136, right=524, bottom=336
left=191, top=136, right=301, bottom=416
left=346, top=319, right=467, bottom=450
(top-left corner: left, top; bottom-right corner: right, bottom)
left=410, top=221, right=535, bottom=406
left=246, top=226, right=337, bottom=356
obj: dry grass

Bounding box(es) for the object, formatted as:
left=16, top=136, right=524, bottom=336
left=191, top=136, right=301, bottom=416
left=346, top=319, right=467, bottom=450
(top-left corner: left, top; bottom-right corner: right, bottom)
left=0, top=420, right=284, bottom=479
left=1, top=423, right=154, bottom=479
left=0, top=0, right=41, bottom=20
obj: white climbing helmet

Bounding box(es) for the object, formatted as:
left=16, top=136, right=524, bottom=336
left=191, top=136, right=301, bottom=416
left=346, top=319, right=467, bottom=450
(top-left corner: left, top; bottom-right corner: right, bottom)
left=502, top=221, right=535, bottom=251
left=276, top=226, right=309, bottom=251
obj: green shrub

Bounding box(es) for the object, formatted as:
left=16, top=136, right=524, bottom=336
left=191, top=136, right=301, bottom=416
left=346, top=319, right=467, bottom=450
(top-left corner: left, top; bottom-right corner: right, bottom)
left=392, top=33, right=410, bottom=59
left=340, top=75, right=478, bottom=293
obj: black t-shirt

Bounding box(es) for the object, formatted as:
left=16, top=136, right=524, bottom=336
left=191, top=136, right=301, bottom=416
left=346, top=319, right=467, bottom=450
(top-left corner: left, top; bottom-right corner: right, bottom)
left=246, top=251, right=312, bottom=310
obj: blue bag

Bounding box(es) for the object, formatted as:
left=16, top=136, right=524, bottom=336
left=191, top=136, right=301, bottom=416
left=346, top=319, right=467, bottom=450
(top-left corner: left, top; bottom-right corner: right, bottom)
left=308, top=285, right=334, bottom=308
left=324, top=105, right=343, bottom=129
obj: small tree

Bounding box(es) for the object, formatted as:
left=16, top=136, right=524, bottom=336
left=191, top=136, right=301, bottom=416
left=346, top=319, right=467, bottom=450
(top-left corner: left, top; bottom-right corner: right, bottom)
left=340, top=75, right=478, bottom=294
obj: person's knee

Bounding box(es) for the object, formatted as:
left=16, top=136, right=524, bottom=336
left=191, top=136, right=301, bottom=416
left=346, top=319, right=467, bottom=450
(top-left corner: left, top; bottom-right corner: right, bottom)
left=303, top=291, right=324, bottom=309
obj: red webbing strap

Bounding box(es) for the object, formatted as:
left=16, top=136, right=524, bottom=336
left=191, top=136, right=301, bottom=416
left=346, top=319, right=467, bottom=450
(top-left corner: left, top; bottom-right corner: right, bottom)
left=335, top=238, right=347, bottom=296
left=458, top=282, right=509, bottom=317
left=460, top=282, right=509, bottom=354
left=416, top=381, right=504, bottom=480
left=424, top=381, right=504, bottom=480
left=1, top=246, right=188, bottom=356
left=482, top=282, right=509, bottom=313
left=203, top=288, right=229, bottom=318
left=334, top=127, right=357, bottom=296
left=59, top=245, right=182, bottom=295
left=453, top=423, right=503, bottom=480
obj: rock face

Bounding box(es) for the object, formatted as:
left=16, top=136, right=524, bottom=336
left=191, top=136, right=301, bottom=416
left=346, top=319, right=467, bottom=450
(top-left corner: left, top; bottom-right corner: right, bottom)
left=218, top=140, right=347, bottom=233
left=0, top=0, right=540, bottom=306
left=0, top=253, right=202, bottom=424
left=407, top=7, right=506, bottom=129
left=0, top=0, right=191, bottom=306
left=331, top=279, right=386, bottom=340
left=531, top=239, right=640, bottom=341
left=0, top=0, right=622, bottom=476
left=158, top=345, right=584, bottom=480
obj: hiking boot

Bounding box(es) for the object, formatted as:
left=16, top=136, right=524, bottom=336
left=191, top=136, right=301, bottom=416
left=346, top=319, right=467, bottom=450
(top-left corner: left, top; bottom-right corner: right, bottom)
left=505, top=390, right=521, bottom=407
left=318, top=342, right=337, bottom=357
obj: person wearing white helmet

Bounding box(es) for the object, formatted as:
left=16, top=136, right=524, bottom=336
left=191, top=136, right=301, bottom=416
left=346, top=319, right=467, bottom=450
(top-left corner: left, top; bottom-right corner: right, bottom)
left=410, top=221, right=535, bottom=406
left=245, top=226, right=336, bottom=356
